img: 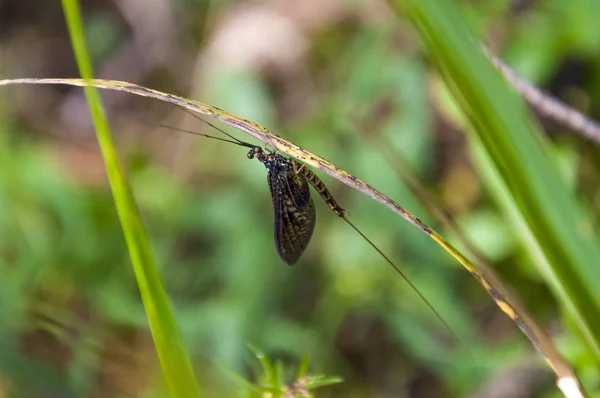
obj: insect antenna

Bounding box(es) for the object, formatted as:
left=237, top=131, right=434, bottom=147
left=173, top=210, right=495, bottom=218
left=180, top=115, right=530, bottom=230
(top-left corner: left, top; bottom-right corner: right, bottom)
left=165, top=106, right=259, bottom=150
left=159, top=123, right=257, bottom=149
left=178, top=106, right=283, bottom=153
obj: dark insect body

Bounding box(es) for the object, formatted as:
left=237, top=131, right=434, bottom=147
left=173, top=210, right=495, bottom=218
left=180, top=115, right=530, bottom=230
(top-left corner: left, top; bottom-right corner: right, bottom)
left=165, top=121, right=343, bottom=265
left=247, top=145, right=343, bottom=265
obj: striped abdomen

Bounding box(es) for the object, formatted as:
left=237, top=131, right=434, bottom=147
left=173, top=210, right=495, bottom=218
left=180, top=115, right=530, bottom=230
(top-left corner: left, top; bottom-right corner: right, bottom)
left=293, top=161, right=345, bottom=217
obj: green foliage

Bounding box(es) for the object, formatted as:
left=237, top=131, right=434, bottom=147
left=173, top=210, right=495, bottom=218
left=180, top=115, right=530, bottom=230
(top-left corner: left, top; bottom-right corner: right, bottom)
left=220, top=347, right=342, bottom=398
left=2, top=0, right=600, bottom=396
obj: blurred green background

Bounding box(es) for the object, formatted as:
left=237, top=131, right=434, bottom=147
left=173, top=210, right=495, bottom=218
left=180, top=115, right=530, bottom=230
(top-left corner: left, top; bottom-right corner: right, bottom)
left=1, top=0, right=600, bottom=396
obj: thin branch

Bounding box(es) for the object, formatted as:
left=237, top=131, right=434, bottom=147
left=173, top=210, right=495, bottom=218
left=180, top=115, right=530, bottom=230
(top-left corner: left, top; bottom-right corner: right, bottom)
left=483, top=45, right=600, bottom=144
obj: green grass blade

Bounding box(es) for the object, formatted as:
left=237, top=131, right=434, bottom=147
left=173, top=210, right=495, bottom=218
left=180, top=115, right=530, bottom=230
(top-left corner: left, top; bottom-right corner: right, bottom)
left=296, top=354, right=310, bottom=379
left=60, top=1, right=201, bottom=396
left=248, top=344, right=275, bottom=382
left=395, top=0, right=600, bottom=363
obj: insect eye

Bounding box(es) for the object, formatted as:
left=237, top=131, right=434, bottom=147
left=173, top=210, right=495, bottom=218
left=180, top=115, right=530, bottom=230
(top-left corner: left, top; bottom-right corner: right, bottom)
left=247, top=147, right=261, bottom=159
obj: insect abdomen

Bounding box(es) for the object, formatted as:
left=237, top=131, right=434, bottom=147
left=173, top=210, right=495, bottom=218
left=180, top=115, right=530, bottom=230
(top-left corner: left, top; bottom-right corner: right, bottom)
left=293, top=161, right=345, bottom=217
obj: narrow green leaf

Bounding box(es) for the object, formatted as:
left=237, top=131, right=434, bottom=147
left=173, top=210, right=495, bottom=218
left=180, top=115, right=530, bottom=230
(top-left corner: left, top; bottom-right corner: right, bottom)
left=303, top=375, right=343, bottom=389
left=215, top=361, right=260, bottom=393
left=296, top=354, right=310, bottom=379
left=248, top=344, right=275, bottom=382
left=59, top=1, right=201, bottom=396
left=274, top=360, right=284, bottom=390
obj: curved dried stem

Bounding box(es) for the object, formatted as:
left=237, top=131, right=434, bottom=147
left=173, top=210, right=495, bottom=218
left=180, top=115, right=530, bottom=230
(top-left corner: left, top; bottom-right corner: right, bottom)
left=0, top=77, right=582, bottom=392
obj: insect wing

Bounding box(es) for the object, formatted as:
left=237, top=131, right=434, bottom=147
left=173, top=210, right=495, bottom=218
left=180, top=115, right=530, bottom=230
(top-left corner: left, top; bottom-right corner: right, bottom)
left=268, top=170, right=316, bottom=265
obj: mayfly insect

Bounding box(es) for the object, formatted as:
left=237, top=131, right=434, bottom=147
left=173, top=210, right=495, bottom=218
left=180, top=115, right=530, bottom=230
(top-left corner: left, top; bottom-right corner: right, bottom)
left=165, top=119, right=343, bottom=266
left=162, top=110, right=473, bottom=361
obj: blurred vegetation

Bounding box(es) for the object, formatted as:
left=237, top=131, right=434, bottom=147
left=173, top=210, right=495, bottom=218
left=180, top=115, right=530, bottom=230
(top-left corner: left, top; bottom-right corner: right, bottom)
left=220, top=347, right=342, bottom=397
left=1, top=0, right=600, bottom=397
